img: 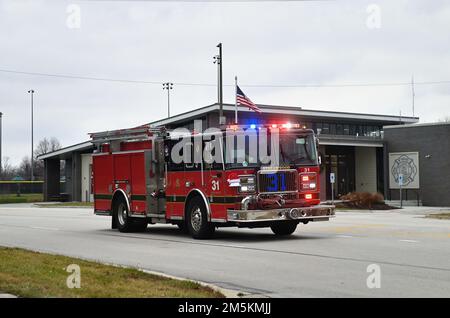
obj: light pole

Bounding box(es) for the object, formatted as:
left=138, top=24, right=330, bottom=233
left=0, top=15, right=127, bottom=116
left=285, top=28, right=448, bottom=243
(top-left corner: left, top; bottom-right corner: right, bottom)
left=27, top=90, right=34, bottom=181
left=214, top=43, right=224, bottom=125
left=162, top=82, right=173, bottom=118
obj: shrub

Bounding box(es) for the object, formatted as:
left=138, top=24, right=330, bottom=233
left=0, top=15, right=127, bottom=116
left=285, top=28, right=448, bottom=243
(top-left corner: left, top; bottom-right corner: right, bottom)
left=339, top=192, right=384, bottom=209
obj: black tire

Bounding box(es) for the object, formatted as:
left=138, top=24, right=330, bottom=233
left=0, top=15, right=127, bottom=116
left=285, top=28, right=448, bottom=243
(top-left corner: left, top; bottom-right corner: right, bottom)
left=186, top=196, right=215, bottom=239
left=132, top=218, right=149, bottom=232
left=270, top=221, right=298, bottom=236
left=113, top=198, right=147, bottom=233
left=177, top=222, right=188, bottom=233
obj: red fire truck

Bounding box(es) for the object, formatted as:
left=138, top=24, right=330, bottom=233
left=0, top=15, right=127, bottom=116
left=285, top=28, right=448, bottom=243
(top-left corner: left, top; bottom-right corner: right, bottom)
left=90, top=123, right=335, bottom=239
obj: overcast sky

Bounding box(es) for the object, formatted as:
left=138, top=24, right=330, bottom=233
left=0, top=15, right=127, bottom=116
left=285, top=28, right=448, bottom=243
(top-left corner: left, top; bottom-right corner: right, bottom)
left=1, top=0, right=449, bottom=165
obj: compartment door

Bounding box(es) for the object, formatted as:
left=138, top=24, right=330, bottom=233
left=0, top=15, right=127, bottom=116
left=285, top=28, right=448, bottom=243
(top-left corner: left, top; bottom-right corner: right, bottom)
left=130, top=152, right=147, bottom=214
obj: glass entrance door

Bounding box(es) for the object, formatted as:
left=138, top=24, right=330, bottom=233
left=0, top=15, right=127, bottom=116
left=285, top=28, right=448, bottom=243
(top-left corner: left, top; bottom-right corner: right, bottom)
left=325, top=146, right=355, bottom=200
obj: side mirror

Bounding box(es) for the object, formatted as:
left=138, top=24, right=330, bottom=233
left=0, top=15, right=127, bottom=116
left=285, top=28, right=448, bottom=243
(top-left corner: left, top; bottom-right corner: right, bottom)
left=315, top=137, right=321, bottom=165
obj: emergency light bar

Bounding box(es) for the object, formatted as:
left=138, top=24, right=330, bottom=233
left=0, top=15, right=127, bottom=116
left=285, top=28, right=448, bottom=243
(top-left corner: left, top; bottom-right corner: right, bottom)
left=227, top=123, right=307, bottom=130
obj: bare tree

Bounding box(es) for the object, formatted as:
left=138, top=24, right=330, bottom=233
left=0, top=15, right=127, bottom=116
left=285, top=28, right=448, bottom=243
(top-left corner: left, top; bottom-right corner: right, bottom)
left=0, top=137, right=61, bottom=181
left=0, top=157, right=17, bottom=180
left=34, top=137, right=62, bottom=157
left=33, top=137, right=62, bottom=180
left=18, top=156, right=32, bottom=180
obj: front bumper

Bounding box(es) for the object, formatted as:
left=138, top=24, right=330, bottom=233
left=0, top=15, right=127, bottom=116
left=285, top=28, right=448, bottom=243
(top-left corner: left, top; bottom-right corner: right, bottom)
left=227, top=205, right=335, bottom=223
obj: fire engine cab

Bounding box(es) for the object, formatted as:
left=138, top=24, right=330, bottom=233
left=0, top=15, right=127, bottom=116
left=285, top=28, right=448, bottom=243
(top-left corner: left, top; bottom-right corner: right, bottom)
left=90, top=123, right=335, bottom=239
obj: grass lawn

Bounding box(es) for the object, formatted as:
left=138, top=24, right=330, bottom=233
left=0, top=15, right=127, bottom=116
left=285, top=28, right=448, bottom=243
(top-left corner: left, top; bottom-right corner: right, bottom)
left=35, top=202, right=93, bottom=208
left=0, top=247, right=223, bottom=298
left=0, top=193, right=43, bottom=204
left=425, top=213, right=450, bottom=220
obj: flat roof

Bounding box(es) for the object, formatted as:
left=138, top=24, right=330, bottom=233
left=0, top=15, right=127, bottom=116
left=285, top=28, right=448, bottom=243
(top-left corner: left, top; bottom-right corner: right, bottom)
left=149, top=103, right=419, bottom=127
left=384, top=121, right=450, bottom=129
left=37, top=141, right=93, bottom=160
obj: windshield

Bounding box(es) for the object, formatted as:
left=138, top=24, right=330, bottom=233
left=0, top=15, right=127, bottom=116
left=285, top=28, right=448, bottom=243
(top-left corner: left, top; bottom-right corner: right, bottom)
left=225, top=129, right=318, bottom=168
left=279, top=133, right=318, bottom=166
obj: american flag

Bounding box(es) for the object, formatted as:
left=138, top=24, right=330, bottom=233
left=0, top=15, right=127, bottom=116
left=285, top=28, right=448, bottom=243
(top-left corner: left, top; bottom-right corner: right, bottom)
left=236, top=85, right=261, bottom=113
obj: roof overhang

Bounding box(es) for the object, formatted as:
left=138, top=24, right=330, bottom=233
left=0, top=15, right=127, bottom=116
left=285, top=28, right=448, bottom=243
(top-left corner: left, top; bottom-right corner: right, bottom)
left=318, top=135, right=384, bottom=147
left=149, top=103, right=419, bottom=127
left=37, top=141, right=93, bottom=160
left=319, top=140, right=384, bottom=147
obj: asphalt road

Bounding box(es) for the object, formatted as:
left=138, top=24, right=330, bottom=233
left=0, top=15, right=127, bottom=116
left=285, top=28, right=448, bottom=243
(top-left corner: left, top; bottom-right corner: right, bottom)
left=0, top=204, right=449, bottom=297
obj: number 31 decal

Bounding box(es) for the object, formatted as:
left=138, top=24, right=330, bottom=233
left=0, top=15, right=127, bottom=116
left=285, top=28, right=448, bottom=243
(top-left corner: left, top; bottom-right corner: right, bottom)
left=211, top=180, right=220, bottom=191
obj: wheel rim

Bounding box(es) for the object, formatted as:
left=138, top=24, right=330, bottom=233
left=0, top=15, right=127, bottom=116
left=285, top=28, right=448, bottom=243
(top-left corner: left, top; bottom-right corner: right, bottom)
left=191, top=207, right=202, bottom=232
left=117, top=203, right=127, bottom=226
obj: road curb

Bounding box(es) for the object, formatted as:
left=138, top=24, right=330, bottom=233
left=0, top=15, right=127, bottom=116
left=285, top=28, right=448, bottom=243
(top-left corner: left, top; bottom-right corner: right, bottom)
left=90, top=259, right=254, bottom=298
left=139, top=269, right=258, bottom=298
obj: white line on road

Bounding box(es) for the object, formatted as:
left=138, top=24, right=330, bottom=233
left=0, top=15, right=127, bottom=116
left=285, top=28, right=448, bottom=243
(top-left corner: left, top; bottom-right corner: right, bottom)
left=399, top=239, right=419, bottom=243
left=336, top=235, right=354, bottom=238
left=29, top=226, right=60, bottom=231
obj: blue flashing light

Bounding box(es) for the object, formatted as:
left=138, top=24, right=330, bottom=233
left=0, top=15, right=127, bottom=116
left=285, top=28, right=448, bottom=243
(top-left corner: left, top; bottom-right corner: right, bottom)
left=250, top=124, right=257, bottom=129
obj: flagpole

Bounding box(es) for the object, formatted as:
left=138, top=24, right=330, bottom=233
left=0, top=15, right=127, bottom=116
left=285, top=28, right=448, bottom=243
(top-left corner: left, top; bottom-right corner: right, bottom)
left=235, top=76, right=238, bottom=124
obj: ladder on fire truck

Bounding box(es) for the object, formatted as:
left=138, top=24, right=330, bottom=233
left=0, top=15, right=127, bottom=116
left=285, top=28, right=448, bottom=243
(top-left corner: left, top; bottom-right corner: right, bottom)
left=89, top=124, right=167, bottom=146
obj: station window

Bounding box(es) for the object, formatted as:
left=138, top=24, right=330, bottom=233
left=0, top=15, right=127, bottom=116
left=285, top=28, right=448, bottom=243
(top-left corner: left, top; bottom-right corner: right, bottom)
left=343, top=124, right=349, bottom=135
left=315, top=122, right=322, bottom=134
left=329, top=123, right=336, bottom=135
left=349, top=124, right=356, bottom=136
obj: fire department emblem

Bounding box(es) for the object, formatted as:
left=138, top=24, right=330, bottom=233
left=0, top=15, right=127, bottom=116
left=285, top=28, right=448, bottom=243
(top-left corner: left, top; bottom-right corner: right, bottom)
left=391, top=154, right=417, bottom=186
left=175, top=178, right=180, bottom=188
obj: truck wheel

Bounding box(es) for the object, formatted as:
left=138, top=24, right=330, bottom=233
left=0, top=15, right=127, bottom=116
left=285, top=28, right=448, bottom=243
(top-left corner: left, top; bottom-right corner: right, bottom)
left=177, top=222, right=188, bottom=233
left=132, top=218, right=148, bottom=232
left=113, top=199, right=147, bottom=233
left=186, top=196, right=215, bottom=239
left=270, top=221, right=298, bottom=236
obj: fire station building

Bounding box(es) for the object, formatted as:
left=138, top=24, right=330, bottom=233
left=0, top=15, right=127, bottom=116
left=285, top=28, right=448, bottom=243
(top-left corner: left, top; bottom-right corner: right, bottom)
left=38, top=103, right=420, bottom=204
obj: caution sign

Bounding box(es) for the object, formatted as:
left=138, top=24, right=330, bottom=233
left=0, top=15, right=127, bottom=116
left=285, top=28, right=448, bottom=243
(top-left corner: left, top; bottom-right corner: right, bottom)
left=389, top=152, right=420, bottom=189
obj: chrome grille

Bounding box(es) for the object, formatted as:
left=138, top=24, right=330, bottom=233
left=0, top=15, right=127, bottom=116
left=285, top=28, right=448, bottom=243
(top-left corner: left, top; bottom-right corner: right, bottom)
left=257, top=170, right=298, bottom=193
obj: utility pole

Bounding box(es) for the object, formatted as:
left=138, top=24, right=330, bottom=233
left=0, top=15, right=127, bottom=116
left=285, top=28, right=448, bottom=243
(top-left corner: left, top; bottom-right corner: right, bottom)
left=234, top=76, right=238, bottom=124
left=0, top=112, right=2, bottom=177
left=411, top=75, right=415, bottom=117
left=162, top=82, right=173, bottom=118
left=28, top=89, right=34, bottom=181
left=213, top=54, right=220, bottom=114
left=215, top=43, right=225, bottom=125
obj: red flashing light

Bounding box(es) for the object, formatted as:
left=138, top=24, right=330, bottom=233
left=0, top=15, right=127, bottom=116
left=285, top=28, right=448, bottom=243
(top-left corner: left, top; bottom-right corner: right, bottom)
left=268, top=123, right=303, bottom=129
left=301, top=175, right=309, bottom=182
left=305, top=193, right=313, bottom=200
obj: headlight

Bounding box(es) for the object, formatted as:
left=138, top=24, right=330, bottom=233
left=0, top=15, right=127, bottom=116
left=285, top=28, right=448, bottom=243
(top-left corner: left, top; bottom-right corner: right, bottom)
left=300, top=173, right=317, bottom=191
left=239, top=175, right=256, bottom=193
